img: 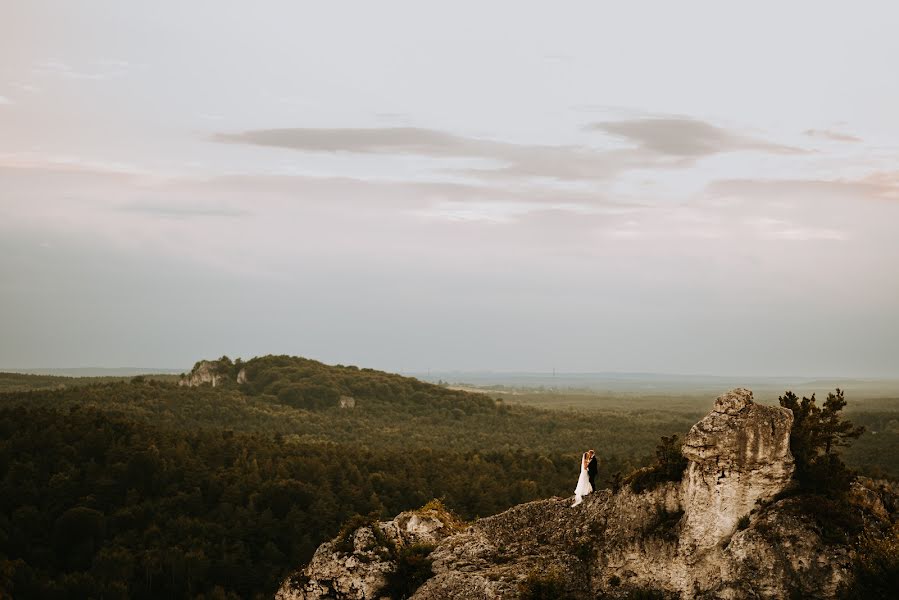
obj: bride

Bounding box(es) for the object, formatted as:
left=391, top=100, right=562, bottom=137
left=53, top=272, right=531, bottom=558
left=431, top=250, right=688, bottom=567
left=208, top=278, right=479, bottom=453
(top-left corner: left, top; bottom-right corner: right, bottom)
left=571, top=450, right=594, bottom=507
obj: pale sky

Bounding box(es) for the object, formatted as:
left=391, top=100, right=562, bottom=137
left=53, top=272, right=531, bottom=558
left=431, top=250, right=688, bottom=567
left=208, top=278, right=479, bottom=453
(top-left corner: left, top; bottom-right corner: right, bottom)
left=2, top=1, right=898, bottom=376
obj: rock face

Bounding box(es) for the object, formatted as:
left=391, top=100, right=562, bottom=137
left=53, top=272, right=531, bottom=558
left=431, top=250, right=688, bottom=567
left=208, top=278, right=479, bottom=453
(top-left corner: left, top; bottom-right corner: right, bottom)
left=180, top=360, right=244, bottom=387
left=277, top=389, right=895, bottom=599
left=276, top=506, right=460, bottom=600
left=680, top=388, right=794, bottom=554
left=179, top=360, right=224, bottom=387
left=339, top=396, right=357, bottom=409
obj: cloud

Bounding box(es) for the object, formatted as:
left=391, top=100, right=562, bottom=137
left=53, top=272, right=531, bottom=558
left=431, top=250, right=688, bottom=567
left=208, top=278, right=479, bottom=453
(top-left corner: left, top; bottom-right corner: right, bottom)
left=588, top=117, right=804, bottom=157
left=214, top=119, right=805, bottom=185
left=214, top=126, right=701, bottom=182
left=12, top=82, right=40, bottom=93
left=0, top=96, right=11, bottom=105
left=119, top=202, right=252, bottom=219
left=33, top=59, right=129, bottom=81
left=214, top=127, right=508, bottom=157
left=803, top=129, right=861, bottom=143
left=706, top=173, right=899, bottom=202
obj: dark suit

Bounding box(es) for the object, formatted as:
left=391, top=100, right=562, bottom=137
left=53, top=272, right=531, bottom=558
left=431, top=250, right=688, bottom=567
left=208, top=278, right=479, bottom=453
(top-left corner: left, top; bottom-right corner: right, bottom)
left=587, top=456, right=598, bottom=491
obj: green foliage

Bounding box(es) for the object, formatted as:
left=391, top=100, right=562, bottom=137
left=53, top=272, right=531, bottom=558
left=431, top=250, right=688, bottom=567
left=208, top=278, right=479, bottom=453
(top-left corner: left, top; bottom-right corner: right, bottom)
left=519, top=568, right=572, bottom=600
left=624, top=435, right=688, bottom=493
left=795, top=494, right=864, bottom=544
left=0, top=404, right=605, bottom=598
left=779, top=389, right=864, bottom=496
left=334, top=514, right=380, bottom=554
left=379, top=543, right=435, bottom=600
left=415, top=499, right=466, bottom=533
left=840, top=523, right=899, bottom=599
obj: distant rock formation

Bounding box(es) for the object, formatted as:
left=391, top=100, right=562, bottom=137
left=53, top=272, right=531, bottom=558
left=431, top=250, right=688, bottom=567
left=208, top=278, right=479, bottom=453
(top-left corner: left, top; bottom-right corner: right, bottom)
left=180, top=359, right=247, bottom=388
left=339, top=396, right=356, bottom=409
left=276, top=388, right=897, bottom=599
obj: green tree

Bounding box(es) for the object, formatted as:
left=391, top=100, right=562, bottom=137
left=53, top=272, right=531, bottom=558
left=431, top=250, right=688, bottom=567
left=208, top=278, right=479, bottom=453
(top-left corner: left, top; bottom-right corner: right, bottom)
left=779, top=389, right=864, bottom=494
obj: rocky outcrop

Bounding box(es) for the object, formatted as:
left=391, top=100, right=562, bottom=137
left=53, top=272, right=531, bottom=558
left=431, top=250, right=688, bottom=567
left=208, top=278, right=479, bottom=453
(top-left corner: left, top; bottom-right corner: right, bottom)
left=680, top=388, right=794, bottom=554
left=180, top=360, right=244, bottom=388
left=277, top=389, right=896, bottom=599
left=339, top=396, right=356, bottom=409
left=276, top=505, right=461, bottom=600
left=179, top=360, right=225, bottom=387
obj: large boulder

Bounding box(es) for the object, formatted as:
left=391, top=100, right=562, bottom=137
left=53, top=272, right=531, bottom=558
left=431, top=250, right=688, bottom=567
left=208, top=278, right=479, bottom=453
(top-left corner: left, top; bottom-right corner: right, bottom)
left=680, top=388, right=794, bottom=554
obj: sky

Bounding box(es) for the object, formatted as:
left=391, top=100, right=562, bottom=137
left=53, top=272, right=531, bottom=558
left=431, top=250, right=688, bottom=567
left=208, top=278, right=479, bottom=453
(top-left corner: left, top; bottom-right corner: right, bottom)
left=1, top=1, right=898, bottom=376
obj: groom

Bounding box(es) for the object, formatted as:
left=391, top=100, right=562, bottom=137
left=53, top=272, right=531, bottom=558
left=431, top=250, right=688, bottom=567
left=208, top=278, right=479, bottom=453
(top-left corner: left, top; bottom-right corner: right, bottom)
left=587, top=450, right=598, bottom=492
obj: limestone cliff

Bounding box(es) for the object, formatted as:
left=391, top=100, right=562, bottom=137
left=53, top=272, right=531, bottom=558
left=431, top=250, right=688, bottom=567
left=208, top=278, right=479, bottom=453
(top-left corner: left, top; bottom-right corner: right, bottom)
left=180, top=360, right=247, bottom=388
left=276, top=389, right=897, bottom=600
left=179, top=360, right=225, bottom=387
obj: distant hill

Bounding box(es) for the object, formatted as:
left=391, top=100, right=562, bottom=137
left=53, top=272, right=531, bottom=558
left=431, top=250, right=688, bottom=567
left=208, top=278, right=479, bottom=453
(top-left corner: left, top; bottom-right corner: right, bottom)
left=414, top=370, right=899, bottom=397
left=180, top=354, right=494, bottom=413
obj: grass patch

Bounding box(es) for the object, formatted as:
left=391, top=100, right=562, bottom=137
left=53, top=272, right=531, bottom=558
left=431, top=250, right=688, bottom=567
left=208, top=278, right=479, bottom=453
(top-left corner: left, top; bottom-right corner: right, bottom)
left=519, top=568, right=573, bottom=600
left=416, top=498, right=467, bottom=533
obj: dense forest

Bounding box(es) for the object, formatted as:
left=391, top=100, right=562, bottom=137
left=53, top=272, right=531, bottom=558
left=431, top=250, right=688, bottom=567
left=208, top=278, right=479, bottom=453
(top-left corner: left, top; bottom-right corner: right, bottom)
left=1, top=355, right=896, bottom=598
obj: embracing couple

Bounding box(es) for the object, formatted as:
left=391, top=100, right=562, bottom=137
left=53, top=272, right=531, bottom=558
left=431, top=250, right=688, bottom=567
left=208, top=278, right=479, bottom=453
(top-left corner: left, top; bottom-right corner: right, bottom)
left=571, top=449, right=598, bottom=507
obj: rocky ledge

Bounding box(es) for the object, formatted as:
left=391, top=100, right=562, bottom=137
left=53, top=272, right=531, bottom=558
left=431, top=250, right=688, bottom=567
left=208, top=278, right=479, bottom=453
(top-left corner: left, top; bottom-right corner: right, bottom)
left=276, top=389, right=897, bottom=599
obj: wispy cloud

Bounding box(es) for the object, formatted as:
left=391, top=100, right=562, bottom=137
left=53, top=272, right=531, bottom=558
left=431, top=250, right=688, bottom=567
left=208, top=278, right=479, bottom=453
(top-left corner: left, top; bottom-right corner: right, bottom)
left=214, top=127, right=508, bottom=157
left=33, top=59, right=129, bottom=81
left=213, top=120, right=794, bottom=184
left=0, top=96, right=11, bottom=105
left=804, top=129, right=861, bottom=143
left=119, top=202, right=252, bottom=219
left=706, top=173, right=899, bottom=202
left=588, top=117, right=805, bottom=157
left=12, top=82, right=40, bottom=93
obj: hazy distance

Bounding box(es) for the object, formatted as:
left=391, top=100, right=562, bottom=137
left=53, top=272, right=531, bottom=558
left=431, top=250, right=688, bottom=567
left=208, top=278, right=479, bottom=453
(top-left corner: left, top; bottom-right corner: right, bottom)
left=2, top=2, right=898, bottom=377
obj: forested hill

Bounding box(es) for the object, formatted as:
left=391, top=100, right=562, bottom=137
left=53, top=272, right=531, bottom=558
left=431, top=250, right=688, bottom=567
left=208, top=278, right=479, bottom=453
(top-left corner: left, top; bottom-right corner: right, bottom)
left=183, top=354, right=496, bottom=414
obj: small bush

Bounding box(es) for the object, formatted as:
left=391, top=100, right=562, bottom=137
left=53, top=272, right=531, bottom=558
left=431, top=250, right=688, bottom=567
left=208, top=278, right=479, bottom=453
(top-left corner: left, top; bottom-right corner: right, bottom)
left=737, top=514, right=750, bottom=531
left=573, top=539, right=593, bottom=562
left=380, top=543, right=435, bottom=600
left=519, top=568, right=572, bottom=600
left=334, top=513, right=391, bottom=554
left=624, top=435, right=688, bottom=493
left=794, top=494, right=864, bottom=545
left=840, top=524, right=899, bottom=600
left=416, top=499, right=466, bottom=533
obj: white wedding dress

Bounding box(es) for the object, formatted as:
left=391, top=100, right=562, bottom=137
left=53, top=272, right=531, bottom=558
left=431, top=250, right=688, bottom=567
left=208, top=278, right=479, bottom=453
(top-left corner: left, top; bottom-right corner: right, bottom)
left=571, top=453, right=593, bottom=506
